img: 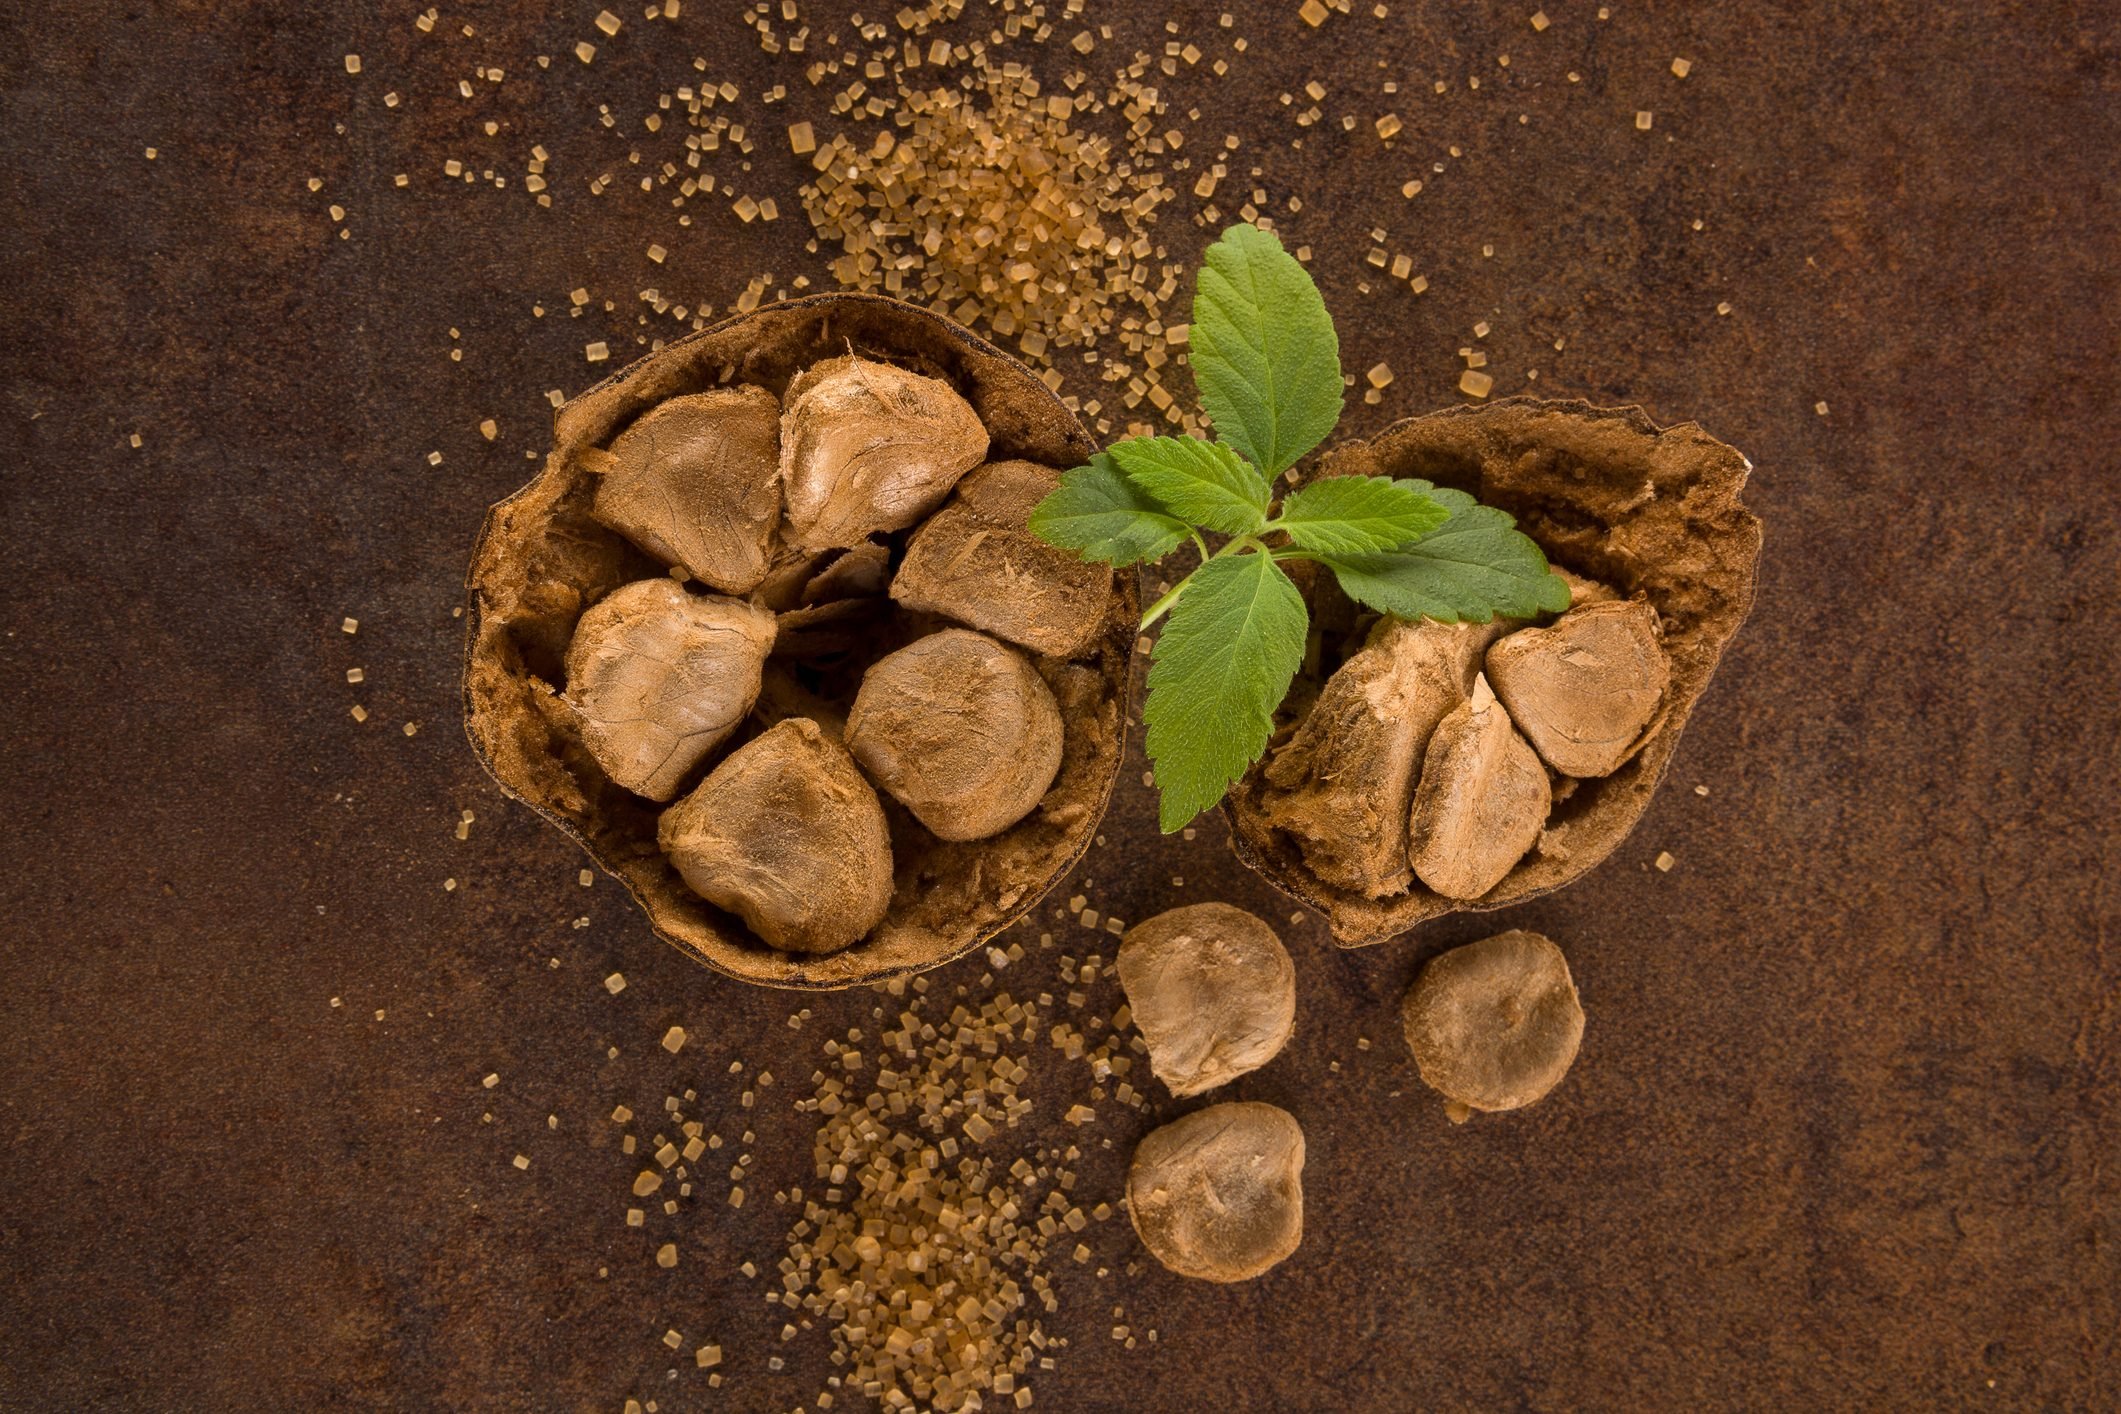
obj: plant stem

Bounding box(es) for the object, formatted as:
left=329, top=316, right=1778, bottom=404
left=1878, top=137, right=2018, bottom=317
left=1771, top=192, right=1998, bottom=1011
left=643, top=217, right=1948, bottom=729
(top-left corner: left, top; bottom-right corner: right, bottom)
left=1139, top=577, right=1189, bottom=630
left=1139, top=535, right=1264, bottom=631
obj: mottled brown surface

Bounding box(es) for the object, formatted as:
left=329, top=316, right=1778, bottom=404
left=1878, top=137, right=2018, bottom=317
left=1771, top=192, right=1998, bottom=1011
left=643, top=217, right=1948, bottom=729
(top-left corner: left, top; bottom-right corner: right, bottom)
left=2, top=2, right=2115, bottom=1411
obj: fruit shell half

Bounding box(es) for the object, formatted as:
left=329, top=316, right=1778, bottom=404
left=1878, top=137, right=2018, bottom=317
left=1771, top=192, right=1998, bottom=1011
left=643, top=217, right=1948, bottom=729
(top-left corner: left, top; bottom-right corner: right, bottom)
left=463, top=293, right=1137, bottom=988
left=1223, top=397, right=1763, bottom=946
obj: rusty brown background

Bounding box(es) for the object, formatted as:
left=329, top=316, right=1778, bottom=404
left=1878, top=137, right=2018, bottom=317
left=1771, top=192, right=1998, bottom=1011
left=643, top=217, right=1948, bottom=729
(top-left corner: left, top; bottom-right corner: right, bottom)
left=3, top=1, right=2116, bottom=1410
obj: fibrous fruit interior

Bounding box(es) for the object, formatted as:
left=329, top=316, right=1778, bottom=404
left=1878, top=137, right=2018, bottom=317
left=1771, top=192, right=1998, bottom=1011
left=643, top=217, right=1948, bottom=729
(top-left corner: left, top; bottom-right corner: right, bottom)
left=778, top=354, right=990, bottom=551
left=845, top=628, right=1065, bottom=844
left=657, top=717, right=894, bottom=956
left=1127, top=1101, right=1305, bottom=1282
left=1401, top=928, right=1585, bottom=1119
left=1116, top=903, right=1295, bottom=1098
left=562, top=578, right=776, bottom=802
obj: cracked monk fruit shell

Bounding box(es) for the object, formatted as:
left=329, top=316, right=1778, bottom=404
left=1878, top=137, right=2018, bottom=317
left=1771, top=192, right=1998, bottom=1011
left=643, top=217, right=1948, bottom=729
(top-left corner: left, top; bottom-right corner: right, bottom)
left=590, top=384, right=783, bottom=593
left=889, top=459, right=1116, bottom=659
left=658, top=718, right=893, bottom=956
left=1117, top=903, right=1296, bottom=1098
left=563, top=578, right=777, bottom=802
left=1256, top=615, right=1506, bottom=898
left=778, top=354, right=989, bottom=551
left=1127, top=1101, right=1305, bottom=1282
left=1487, top=598, right=1670, bottom=778
left=1225, top=398, right=1762, bottom=946
left=1406, top=675, right=1551, bottom=900
left=464, top=294, right=1136, bottom=987
left=1401, top=929, right=1584, bottom=1119
left=844, top=629, right=1064, bottom=842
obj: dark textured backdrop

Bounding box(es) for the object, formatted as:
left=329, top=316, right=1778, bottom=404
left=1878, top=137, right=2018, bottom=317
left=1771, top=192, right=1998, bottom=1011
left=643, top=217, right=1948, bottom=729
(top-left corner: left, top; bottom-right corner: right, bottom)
left=3, top=1, right=2115, bottom=1410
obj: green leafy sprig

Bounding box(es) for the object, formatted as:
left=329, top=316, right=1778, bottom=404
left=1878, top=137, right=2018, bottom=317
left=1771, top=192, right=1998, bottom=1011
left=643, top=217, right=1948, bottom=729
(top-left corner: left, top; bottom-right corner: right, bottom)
left=1029, top=223, right=1570, bottom=833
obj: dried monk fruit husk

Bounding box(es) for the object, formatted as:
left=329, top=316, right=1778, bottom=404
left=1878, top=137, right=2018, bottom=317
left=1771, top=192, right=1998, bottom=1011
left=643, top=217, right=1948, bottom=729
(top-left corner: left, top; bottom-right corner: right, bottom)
left=562, top=578, right=776, bottom=801
left=1226, top=398, right=1761, bottom=945
left=1401, top=929, right=1585, bottom=1121
left=1486, top=599, right=1670, bottom=778
left=778, top=354, right=989, bottom=550
left=590, top=385, right=782, bottom=593
left=845, top=629, right=1064, bottom=842
left=798, top=541, right=892, bottom=606
left=1256, top=616, right=1505, bottom=898
left=1116, top=903, right=1295, bottom=1097
left=1127, top=1101, right=1305, bottom=1282
left=889, top=459, right=1116, bottom=659
left=465, top=295, right=1135, bottom=988
left=658, top=718, right=893, bottom=956
left=1406, top=675, right=1550, bottom=900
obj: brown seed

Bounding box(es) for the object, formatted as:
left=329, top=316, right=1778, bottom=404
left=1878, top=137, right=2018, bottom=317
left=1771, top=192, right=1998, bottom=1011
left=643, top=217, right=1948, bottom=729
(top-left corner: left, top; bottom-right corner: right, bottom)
left=1116, top=904, right=1294, bottom=1097
left=777, top=356, right=988, bottom=551
left=1401, top=929, right=1583, bottom=1117
left=564, top=579, right=777, bottom=801
left=1407, top=675, right=1549, bottom=899
left=846, top=629, right=1062, bottom=842
left=889, top=461, right=1115, bottom=659
left=1260, top=616, right=1506, bottom=897
left=1485, top=599, right=1669, bottom=778
left=1127, top=1102, right=1304, bottom=1282
left=658, top=718, right=893, bottom=954
left=591, top=385, right=783, bottom=594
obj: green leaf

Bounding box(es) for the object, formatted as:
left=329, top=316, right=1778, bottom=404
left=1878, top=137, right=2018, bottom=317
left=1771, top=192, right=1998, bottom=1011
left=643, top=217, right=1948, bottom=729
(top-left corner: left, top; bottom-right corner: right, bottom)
left=1189, top=223, right=1344, bottom=475
left=1275, top=475, right=1450, bottom=554
left=1027, top=452, right=1191, bottom=566
left=1107, top=436, right=1270, bottom=536
left=1316, top=486, right=1571, bottom=622
left=1142, top=552, right=1307, bottom=833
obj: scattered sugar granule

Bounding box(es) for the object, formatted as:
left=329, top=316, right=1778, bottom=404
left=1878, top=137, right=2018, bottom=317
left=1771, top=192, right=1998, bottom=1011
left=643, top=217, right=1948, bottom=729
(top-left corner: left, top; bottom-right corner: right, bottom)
left=1375, top=113, right=1402, bottom=140
left=1459, top=370, right=1494, bottom=399
left=349, top=705, right=368, bottom=722
left=1655, top=851, right=1676, bottom=872
left=605, top=972, right=627, bottom=995
left=595, top=9, right=621, bottom=35
left=575, top=41, right=596, bottom=63
left=656, top=1243, right=678, bottom=1268
left=1816, top=401, right=1831, bottom=416
left=585, top=341, right=610, bottom=363
left=1299, top=0, right=1330, bottom=25
left=401, top=721, right=419, bottom=737
left=662, top=1026, right=687, bottom=1054
left=788, top=121, right=815, bottom=154
left=1671, top=57, right=1693, bottom=78
left=1635, top=111, right=1654, bottom=131
left=345, top=667, right=364, bottom=684
left=1367, top=362, right=1395, bottom=389
left=1531, top=9, right=1550, bottom=29
left=340, top=617, right=358, bottom=634
left=512, top=1154, right=529, bottom=1170
left=479, top=418, right=498, bottom=440
left=579, top=869, right=594, bottom=887
left=344, top=54, right=362, bottom=75
left=482, top=1072, right=500, bottom=1089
